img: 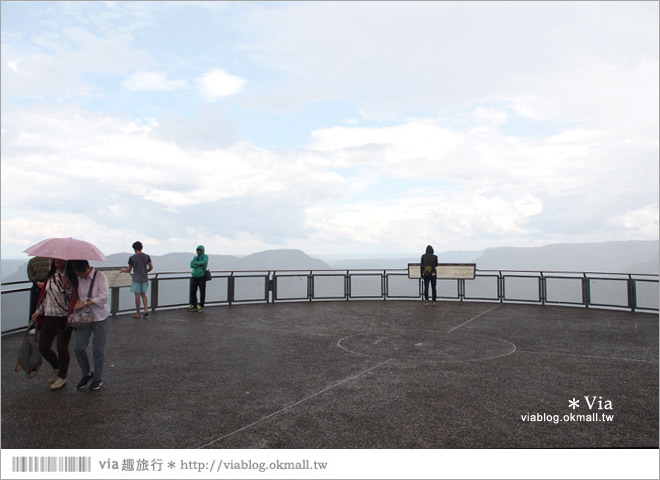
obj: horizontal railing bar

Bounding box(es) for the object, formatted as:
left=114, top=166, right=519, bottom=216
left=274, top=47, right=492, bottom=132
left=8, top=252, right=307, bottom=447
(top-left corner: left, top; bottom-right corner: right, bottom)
left=5, top=268, right=657, bottom=280
left=477, top=269, right=659, bottom=277
left=3, top=268, right=657, bottom=335
left=0, top=286, right=31, bottom=294
left=1, top=281, right=32, bottom=287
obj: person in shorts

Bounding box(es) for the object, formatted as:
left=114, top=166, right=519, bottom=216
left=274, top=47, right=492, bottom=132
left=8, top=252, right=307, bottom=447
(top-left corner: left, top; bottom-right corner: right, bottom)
left=121, top=241, right=153, bottom=318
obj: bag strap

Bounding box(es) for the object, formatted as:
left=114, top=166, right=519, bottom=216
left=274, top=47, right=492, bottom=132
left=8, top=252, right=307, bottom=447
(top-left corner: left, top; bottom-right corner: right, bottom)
left=24, top=318, right=39, bottom=340
left=67, top=288, right=78, bottom=317
left=86, top=270, right=98, bottom=299
left=35, top=275, right=49, bottom=309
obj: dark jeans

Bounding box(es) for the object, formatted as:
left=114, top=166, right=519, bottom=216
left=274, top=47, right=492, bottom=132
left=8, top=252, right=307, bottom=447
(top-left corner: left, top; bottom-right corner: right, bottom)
left=39, top=316, right=72, bottom=379
left=189, top=276, right=206, bottom=307
left=423, top=276, right=437, bottom=302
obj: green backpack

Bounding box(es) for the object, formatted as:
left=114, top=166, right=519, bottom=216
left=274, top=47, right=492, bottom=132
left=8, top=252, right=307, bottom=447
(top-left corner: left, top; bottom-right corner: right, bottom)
left=422, top=265, right=434, bottom=276
left=15, top=320, right=42, bottom=378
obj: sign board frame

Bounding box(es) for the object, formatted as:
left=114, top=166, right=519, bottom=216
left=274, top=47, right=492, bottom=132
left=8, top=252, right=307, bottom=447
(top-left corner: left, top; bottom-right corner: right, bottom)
left=408, top=263, right=476, bottom=280
left=96, top=266, right=133, bottom=288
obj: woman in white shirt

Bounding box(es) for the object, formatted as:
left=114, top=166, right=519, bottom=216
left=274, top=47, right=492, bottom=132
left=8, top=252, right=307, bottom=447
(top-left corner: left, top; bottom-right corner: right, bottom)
left=70, top=260, right=110, bottom=392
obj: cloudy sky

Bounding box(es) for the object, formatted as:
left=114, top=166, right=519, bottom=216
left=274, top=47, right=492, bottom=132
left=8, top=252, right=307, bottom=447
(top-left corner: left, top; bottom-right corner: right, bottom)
left=1, top=1, right=658, bottom=260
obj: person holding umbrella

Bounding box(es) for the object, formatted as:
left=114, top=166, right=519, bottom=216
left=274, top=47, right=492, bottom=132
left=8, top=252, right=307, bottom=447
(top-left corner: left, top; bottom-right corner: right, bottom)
left=70, top=260, right=110, bottom=392
left=24, top=236, right=112, bottom=392
left=31, top=258, right=78, bottom=390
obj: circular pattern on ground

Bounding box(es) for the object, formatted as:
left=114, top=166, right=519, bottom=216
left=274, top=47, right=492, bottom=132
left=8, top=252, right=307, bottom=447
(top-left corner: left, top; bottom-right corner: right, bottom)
left=338, top=330, right=516, bottom=363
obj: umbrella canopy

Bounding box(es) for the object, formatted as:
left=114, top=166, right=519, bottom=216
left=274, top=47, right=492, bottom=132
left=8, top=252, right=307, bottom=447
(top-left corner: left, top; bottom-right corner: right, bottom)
left=24, top=237, right=109, bottom=262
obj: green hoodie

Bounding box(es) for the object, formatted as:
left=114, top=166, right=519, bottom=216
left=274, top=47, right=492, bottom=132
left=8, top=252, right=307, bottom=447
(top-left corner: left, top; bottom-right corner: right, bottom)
left=190, top=245, right=209, bottom=277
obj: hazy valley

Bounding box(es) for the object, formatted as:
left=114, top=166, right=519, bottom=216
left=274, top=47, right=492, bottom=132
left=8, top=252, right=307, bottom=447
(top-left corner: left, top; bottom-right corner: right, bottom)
left=2, top=240, right=657, bottom=283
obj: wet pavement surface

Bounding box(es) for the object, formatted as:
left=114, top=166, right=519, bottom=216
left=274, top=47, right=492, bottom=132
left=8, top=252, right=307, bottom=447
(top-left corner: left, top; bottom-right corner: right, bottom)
left=2, top=300, right=658, bottom=449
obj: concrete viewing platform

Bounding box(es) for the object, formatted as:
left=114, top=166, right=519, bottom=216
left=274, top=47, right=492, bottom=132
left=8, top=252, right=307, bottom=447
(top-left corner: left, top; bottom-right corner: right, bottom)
left=2, top=300, right=658, bottom=449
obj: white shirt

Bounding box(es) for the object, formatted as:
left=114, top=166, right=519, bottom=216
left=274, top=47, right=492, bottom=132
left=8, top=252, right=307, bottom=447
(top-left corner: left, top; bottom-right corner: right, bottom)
left=77, top=268, right=110, bottom=322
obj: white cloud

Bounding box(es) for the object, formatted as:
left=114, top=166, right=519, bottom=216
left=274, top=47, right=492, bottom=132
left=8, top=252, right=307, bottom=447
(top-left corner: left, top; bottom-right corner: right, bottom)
left=2, top=102, right=656, bottom=257
left=238, top=1, right=658, bottom=134
left=1, top=2, right=657, bottom=259
left=197, top=69, right=245, bottom=102
left=608, top=205, right=659, bottom=239
left=304, top=189, right=544, bottom=253
left=123, top=71, right=186, bottom=92
left=1, top=28, right=154, bottom=100
left=473, top=107, right=508, bottom=126
left=0, top=215, right=156, bottom=258
left=306, top=119, right=600, bottom=197
left=0, top=105, right=345, bottom=214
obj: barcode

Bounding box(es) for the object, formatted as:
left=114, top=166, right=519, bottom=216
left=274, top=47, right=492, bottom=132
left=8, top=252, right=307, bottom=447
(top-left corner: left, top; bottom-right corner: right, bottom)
left=12, top=456, right=92, bottom=473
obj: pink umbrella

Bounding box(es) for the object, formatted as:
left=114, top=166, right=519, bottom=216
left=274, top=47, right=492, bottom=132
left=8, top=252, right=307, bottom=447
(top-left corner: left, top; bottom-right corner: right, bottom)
left=24, top=237, right=109, bottom=262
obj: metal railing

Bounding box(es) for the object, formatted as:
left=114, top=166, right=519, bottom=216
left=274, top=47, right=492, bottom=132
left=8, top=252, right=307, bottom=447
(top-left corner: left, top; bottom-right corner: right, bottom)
left=2, top=268, right=658, bottom=334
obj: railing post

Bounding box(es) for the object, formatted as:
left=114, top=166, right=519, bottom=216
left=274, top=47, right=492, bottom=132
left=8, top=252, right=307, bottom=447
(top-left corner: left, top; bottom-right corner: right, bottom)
left=540, top=273, right=546, bottom=306
left=582, top=274, right=590, bottom=308
left=150, top=276, right=159, bottom=312
left=308, top=271, right=313, bottom=302
left=228, top=274, right=235, bottom=305
left=627, top=275, right=637, bottom=313
left=110, top=287, right=120, bottom=316
left=498, top=271, right=504, bottom=303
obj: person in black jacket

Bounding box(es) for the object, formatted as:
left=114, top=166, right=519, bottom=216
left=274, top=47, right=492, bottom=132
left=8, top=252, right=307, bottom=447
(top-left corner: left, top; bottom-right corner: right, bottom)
left=421, top=245, right=438, bottom=306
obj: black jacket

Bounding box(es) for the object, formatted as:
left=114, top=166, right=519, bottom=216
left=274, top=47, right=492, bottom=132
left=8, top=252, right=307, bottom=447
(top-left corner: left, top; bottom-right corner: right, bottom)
left=421, top=245, right=438, bottom=277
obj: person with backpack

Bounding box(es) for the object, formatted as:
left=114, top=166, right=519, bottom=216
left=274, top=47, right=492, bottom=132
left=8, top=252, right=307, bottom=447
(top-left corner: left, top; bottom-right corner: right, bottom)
left=27, top=256, right=50, bottom=322
left=188, top=245, right=209, bottom=312
left=31, top=258, right=78, bottom=390
left=421, top=245, right=439, bottom=306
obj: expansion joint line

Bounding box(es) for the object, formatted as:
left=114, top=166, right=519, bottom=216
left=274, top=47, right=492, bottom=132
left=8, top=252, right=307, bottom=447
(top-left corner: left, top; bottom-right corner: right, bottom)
left=447, top=304, right=501, bottom=333
left=517, top=350, right=659, bottom=365
left=197, top=358, right=393, bottom=448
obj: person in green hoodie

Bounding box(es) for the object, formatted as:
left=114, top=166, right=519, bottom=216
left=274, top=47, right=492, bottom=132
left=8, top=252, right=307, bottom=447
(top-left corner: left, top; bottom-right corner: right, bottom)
left=188, top=245, right=209, bottom=312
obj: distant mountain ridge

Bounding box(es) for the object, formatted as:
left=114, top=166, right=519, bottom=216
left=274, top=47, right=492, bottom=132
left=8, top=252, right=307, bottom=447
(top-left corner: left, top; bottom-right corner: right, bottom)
left=2, top=241, right=657, bottom=282
left=99, top=249, right=331, bottom=273
left=1, top=249, right=331, bottom=282
left=474, top=240, right=658, bottom=273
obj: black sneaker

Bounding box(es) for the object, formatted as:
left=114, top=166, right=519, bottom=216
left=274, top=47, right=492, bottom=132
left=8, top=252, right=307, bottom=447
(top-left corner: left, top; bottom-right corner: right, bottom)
left=89, top=380, right=103, bottom=391
left=77, top=373, right=93, bottom=390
